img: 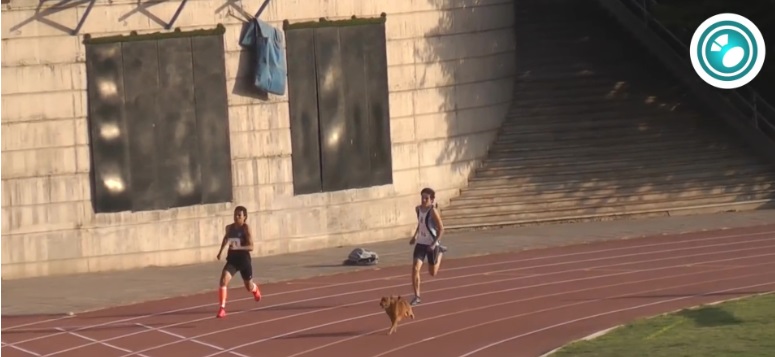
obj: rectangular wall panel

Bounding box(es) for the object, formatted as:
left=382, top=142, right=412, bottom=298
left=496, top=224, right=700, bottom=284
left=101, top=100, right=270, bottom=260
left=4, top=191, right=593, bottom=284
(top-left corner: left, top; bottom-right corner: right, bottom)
left=84, top=29, right=234, bottom=213
left=191, top=35, right=234, bottom=204
left=157, top=37, right=202, bottom=209
left=84, top=42, right=133, bottom=213
left=121, top=40, right=162, bottom=211
left=361, top=24, right=394, bottom=186
left=338, top=26, right=373, bottom=190
left=313, top=27, right=350, bottom=192
left=286, top=28, right=323, bottom=195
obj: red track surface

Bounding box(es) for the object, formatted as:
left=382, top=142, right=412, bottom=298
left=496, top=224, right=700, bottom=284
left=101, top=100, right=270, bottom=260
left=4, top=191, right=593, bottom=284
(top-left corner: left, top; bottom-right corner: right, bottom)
left=3, top=224, right=775, bottom=357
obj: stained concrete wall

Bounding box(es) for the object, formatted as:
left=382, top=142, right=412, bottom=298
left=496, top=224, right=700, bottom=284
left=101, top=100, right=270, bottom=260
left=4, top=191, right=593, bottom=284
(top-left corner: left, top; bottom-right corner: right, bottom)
left=0, top=0, right=516, bottom=279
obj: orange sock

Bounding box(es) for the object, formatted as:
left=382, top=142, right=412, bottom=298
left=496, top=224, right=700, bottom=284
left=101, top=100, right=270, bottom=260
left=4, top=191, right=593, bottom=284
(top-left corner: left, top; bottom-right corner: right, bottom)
left=219, top=287, right=227, bottom=308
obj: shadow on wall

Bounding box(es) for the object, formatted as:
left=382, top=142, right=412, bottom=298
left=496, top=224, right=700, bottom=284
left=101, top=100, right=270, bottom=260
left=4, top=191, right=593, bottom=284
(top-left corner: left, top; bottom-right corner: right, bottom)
left=418, top=0, right=517, bottom=169
left=432, top=0, right=775, bottom=218
left=8, top=0, right=94, bottom=35
left=7, top=0, right=273, bottom=101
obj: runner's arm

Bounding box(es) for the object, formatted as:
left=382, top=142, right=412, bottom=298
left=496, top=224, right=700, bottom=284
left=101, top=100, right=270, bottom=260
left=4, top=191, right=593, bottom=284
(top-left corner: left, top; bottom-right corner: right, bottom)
left=430, top=207, right=444, bottom=244
left=216, top=226, right=230, bottom=258
left=410, top=206, right=420, bottom=243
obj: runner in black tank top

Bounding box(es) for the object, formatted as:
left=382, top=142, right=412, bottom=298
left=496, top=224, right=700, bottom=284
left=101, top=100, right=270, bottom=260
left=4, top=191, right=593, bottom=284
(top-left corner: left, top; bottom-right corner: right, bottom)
left=215, top=206, right=262, bottom=318
left=225, top=224, right=251, bottom=264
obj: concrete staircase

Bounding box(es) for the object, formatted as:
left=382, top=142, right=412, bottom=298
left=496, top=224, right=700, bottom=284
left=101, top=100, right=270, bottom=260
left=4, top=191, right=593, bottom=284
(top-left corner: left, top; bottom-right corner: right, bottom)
left=441, top=0, right=775, bottom=230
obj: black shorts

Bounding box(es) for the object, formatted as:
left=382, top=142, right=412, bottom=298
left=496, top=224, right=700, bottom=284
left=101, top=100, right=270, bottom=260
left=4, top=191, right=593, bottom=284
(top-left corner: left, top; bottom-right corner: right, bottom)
left=224, top=254, right=253, bottom=280
left=413, top=243, right=440, bottom=265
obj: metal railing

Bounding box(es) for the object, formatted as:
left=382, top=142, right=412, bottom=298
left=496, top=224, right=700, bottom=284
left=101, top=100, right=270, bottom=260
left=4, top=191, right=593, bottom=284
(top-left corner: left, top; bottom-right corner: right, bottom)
left=615, top=0, right=775, bottom=140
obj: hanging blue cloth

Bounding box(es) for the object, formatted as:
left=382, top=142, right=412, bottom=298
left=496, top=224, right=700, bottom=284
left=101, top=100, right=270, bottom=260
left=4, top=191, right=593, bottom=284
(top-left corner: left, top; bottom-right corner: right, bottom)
left=239, top=18, right=287, bottom=96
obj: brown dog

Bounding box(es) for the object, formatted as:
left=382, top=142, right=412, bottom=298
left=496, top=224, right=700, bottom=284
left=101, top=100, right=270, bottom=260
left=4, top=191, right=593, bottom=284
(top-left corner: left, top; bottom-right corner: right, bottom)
left=379, top=295, right=415, bottom=335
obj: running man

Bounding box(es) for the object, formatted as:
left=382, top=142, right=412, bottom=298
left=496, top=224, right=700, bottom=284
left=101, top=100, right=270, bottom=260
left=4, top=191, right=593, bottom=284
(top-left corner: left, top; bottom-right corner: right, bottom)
left=216, top=206, right=262, bottom=318
left=409, top=187, right=448, bottom=306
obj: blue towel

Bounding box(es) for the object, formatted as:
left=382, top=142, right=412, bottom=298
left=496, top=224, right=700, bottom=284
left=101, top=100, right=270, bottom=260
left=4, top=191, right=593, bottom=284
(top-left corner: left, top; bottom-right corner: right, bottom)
left=240, top=18, right=287, bottom=96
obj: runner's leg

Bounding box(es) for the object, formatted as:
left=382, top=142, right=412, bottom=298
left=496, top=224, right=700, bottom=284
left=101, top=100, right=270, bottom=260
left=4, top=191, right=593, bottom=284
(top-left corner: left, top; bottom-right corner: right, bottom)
left=240, top=259, right=262, bottom=302
left=411, top=244, right=427, bottom=305
left=217, top=264, right=237, bottom=317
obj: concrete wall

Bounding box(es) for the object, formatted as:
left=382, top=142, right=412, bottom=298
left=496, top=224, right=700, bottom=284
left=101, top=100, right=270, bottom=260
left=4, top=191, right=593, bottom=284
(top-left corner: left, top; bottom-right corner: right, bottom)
left=0, top=0, right=516, bottom=279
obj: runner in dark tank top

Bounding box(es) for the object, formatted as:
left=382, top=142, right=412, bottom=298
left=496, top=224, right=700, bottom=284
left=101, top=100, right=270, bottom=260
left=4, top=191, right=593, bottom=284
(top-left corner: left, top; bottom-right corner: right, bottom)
left=215, top=205, right=262, bottom=318
left=225, top=224, right=251, bottom=261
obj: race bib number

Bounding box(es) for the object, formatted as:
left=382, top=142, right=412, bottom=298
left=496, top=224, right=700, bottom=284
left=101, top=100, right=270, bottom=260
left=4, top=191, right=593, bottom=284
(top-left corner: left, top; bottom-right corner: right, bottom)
left=227, top=238, right=241, bottom=247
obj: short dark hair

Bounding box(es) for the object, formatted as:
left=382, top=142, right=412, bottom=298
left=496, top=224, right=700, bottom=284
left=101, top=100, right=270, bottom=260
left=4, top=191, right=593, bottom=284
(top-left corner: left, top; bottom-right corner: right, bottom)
left=234, top=206, right=248, bottom=220
left=420, top=187, right=435, bottom=199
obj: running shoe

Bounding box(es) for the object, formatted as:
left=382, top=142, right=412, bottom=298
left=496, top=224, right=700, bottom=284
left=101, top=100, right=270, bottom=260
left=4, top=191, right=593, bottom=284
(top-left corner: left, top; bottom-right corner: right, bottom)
left=410, top=296, right=422, bottom=306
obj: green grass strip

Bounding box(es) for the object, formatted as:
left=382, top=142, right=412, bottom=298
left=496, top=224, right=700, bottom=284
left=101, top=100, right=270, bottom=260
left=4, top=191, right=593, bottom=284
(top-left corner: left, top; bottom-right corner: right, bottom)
left=552, top=293, right=775, bottom=357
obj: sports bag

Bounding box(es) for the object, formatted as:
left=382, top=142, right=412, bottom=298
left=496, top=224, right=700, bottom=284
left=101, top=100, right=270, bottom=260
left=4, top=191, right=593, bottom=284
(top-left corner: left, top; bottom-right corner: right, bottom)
left=344, top=248, right=379, bottom=266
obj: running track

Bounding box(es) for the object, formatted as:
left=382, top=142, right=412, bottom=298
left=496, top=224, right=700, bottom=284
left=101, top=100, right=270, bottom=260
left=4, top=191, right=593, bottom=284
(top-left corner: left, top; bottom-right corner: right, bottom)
left=3, top=224, right=775, bottom=357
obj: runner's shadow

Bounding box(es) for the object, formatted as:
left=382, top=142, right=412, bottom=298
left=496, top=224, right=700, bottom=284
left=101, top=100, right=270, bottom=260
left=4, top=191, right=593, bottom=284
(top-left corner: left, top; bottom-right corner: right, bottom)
left=277, top=331, right=364, bottom=339
left=306, top=264, right=352, bottom=268
left=260, top=305, right=335, bottom=311
left=1, top=312, right=74, bottom=319
left=569, top=291, right=769, bottom=302
left=610, top=291, right=770, bottom=299
left=1, top=322, right=194, bottom=335
left=77, top=310, right=215, bottom=319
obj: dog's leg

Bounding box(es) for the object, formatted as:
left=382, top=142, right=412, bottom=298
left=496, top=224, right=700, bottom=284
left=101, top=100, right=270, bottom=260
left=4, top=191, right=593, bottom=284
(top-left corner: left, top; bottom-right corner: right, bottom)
left=388, top=316, right=398, bottom=335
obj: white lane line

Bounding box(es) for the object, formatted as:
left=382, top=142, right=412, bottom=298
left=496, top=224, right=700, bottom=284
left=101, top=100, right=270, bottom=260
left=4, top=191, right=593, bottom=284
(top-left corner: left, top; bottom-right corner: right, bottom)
left=53, top=327, right=151, bottom=357
left=134, top=323, right=251, bottom=357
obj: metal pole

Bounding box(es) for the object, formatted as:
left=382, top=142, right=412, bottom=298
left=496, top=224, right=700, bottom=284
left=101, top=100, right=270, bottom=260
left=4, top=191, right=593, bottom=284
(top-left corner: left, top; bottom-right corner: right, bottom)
left=753, top=91, right=759, bottom=129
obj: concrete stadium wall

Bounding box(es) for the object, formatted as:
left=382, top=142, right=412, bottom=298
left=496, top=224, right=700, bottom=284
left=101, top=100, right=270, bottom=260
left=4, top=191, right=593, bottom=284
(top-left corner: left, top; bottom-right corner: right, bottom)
left=0, top=0, right=516, bottom=279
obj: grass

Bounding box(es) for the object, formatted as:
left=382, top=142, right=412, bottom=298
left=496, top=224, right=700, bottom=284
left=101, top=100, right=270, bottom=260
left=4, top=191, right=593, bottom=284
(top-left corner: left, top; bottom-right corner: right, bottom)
left=551, top=293, right=775, bottom=357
